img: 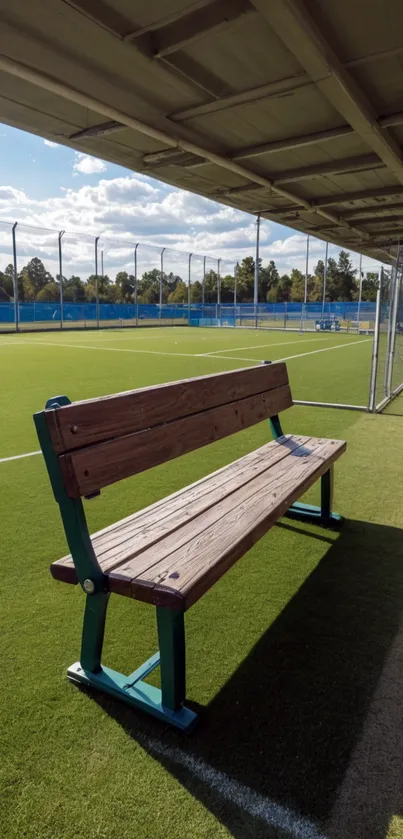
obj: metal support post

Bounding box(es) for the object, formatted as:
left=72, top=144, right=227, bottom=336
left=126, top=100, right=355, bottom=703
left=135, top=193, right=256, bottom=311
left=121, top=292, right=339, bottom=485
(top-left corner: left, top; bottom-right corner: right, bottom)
left=254, top=214, right=260, bottom=318
left=188, top=253, right=192, bottom=321
left=58, top=230, right=65, bottom=329
left=95, top=237, right=99, bottom=329
left=322, top=241, right=328, bottom=319
left=217, top=257, right=221, bottom=306
left=202, top=255, right=206, bottom=307
left=357, top=253, right=363, bottom=332
left=304, top=234, right=309, bottom=305
left=368, top=284, right=382, bottom=411
left=12, top=222, right=19, bottom=332
left=134, top=244, right=139, bottom=325
left=386, top=255, right=400, bottom=399
left=160, top=247, right=165, bottom=316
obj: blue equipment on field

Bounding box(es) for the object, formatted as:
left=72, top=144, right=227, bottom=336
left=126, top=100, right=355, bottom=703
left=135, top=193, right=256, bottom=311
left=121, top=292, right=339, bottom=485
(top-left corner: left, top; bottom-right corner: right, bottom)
left=315, top=319, right=340, bottom=332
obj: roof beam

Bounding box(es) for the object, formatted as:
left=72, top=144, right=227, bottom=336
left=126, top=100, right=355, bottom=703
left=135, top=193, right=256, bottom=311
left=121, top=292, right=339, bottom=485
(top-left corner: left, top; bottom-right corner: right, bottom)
left=341, top=214, right=403, bottom=227
left=314, top=186, right=403, bottom=209
left=69, top=120, right=123, bottom=139
left=225, top=154, right=383, bottom=193
left=251, top=0, right=403, bottom=186
left=232, top=126, right=354, bottom=160
left=342, top=202, right=403, bottom=219
left=169, top=74, right=311, bottom=121
left=135, top=0, right=252, bottom=59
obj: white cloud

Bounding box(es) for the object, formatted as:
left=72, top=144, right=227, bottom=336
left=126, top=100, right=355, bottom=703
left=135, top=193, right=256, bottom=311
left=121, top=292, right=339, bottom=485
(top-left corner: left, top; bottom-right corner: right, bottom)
left=44, top=139, right=58, bottom=148
left=73, top=153, right=107, bottom=175
left=0, top=172, right=386, bottom=280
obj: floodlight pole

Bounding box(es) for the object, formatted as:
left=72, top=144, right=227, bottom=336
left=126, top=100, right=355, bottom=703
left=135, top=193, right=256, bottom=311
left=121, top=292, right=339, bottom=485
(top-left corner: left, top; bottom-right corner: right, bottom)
left=234, top=263, right=237, bottom=307
left=254, top=214, right=260, bottom=312
left=202, top=255, right=206, bottom=307
left=134, top=243, right=139, bottom=326
left=304, top=234, right=309, bottom=305
left=217, top=258, right=221, bottom=306
left=322, top=240, right=328, bottom=319
left=188, top=253, right=192, bottom=319
left=160, top=247, right=165, bottom=314
left=58, top=230, right=65, bottom=330
left=12, top=222, right=19, bottom=333
left=357, top=253, right=363, bottom=331
left=95, top=236, right=99, bottom=328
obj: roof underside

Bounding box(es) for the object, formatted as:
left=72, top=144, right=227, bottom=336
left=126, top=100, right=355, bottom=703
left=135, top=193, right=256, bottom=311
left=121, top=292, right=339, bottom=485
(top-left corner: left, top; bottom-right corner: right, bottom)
left=1, top=0, right=403, bottom=263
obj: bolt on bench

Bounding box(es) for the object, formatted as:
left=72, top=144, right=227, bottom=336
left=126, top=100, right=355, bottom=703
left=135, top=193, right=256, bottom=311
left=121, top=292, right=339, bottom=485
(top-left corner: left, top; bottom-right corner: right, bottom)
left=35, top=363, right=346, bottom=731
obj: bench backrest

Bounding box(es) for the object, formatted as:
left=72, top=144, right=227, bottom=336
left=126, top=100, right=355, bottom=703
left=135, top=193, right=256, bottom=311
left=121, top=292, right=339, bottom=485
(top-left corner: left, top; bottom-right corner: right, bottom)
left=42, top=363, right=292, bottom=499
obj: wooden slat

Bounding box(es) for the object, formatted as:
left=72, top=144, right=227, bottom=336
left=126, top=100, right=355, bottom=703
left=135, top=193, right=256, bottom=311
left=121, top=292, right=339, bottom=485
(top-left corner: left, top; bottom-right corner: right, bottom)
left=46, top=364, right=290, bottom=454
left=59, top=384, right=292, bottom=498
left=107, top=437, right=346, bottom=609
left=51, top=435, right=310, bottom=584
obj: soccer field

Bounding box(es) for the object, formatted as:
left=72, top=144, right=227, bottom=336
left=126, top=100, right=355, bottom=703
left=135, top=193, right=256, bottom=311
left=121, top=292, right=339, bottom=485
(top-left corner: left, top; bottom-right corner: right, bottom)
left=2, top=325, right=403, bottom=839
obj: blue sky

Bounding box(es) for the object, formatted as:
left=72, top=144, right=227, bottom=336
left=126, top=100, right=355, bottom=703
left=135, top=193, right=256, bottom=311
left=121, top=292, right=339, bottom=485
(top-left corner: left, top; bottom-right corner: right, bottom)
left=0, top=125, right=382, bottom=281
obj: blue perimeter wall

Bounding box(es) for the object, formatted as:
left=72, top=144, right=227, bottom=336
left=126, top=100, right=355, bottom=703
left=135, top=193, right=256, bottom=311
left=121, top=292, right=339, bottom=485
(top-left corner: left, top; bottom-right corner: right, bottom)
left=0, top=301, right=377, bottom=324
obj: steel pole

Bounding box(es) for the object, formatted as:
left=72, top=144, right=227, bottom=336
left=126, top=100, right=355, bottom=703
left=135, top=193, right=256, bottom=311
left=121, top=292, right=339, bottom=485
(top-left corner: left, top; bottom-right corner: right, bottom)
left=58, top=230, right=65, bottom=329
left=357, top=253, right=363, bottom=332
left=160, top=247, right=165, bottom=314
left=202, top=255, right=206, bottom=308
left=386, top=244, right=401, bottom=399
left=134, top=243, right=139, bottom=325
left=322, top=240, right=328, bottom=319
left=12, top=222, right=18, bottom=332
left=254, top=214, right=260, bottom=311
left=217, top=258, right=221, bottom=306
left=95, top=236, right=99, bottom=328
left=304, top=234, right=310, bottom=305
left=369, top=282, right=382, bottom=411
left=188, top=253, right=192, bottom=320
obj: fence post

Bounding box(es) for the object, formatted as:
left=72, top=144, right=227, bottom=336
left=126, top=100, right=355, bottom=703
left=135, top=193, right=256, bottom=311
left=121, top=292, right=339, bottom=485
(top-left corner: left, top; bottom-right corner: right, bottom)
left=58, top=230, right=65, bottom=329
left=95, top=236, right=99, bottom=328
left=368, top=283, right=382, bottom=411
left=322, top=241, right=328, bottom=319
left=254, top=215, right=260, bottom=320
left=234, top=263, right=237, bottom=325
left=12, top=222, right=19, bottom=333
left=386, top=250, right=401, bottom=399
left=188, top=253, right=192, bottom=322
left=202, top=255, right=206, bottom=306
left=357, top=253, right=363, bottom=332
left=304, top=234, right=310, bottom=305
left=217, top=257, right=221, bottom=307
left=160, top=247, right=165, bottom=318
left=134, top=243, right=139, bottom=326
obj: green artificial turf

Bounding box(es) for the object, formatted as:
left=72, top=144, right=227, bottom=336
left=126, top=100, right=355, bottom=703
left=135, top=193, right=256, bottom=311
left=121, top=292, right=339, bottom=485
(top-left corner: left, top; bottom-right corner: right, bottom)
left=1, top=325, right=403, bottom=839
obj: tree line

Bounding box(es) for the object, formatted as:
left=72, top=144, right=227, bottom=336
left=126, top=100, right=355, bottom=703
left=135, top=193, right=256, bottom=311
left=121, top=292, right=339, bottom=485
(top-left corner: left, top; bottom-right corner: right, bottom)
left=0, top=250, right=382, bottom=305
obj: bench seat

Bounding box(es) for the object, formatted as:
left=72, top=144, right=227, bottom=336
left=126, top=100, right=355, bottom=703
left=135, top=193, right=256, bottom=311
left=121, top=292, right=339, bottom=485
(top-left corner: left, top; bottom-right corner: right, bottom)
left=52, top=434, right=346, bottom=610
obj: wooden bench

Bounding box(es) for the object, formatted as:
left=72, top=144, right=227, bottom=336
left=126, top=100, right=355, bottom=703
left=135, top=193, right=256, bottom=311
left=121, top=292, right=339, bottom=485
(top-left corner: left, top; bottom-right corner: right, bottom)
left=34, top=362, right=346, bottom=731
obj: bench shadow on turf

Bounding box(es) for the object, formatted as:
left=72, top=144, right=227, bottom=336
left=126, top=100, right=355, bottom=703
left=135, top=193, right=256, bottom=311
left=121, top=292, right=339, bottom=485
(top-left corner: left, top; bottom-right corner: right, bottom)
left=88, top=519, right=403, bottom=839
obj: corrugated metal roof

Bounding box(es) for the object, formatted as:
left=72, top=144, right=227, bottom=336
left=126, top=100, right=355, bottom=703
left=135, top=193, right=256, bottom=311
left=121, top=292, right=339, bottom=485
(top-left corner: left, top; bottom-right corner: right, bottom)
left=0, top=0, right=402, bottom=262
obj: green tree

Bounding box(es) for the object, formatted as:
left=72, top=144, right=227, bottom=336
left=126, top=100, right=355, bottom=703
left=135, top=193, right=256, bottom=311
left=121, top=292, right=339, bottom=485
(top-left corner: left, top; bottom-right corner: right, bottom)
left=261, top=260, right=279, bottom=301
left=190, top=280, right=203, bottom=303
left=115, top=271, right=135, bottom=303
left=290, top=268, right=305, bottom=301
left=220, top=273, right=235, bottom=303
left=360, top=271, right=380, bottom=302
left=277, top=273, right=293, bottom=302
left=0, top=264, right=14, bottom=298
left=20, top=257, right=53, bottom=300
left=85, top=273, right=111, bottom=302
left=36, top=282, right=60, bottom=302
left=168, top=281, right=188, bottom=304
left=235, top=257, right=255, bottom=302
left=63, top=275, right=86, bottom=302
left=202, top=269, right=218, bottom=303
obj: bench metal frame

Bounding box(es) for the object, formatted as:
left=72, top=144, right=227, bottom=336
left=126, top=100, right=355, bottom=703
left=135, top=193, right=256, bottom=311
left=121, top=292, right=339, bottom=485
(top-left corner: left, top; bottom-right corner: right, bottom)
left=35, top=396, right=341, bottom=733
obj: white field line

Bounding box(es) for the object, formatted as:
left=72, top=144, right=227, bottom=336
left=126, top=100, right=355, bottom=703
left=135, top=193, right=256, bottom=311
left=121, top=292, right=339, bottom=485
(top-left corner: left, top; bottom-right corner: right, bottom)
left=277, top=338, right=371, bottom=363
left=202, top=335, right=338, bottom=355
left=0, top=450, right=41, bottom=463
left=149, top=739, right=327, bottom=839
left=0, top=337, right=372, bottom=366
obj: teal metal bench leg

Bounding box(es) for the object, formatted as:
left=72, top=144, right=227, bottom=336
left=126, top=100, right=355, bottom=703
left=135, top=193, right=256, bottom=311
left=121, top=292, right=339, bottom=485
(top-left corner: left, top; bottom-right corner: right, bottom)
left=67, top=601, right=197, bottom=731
left=79, top=591, right=110, bottom=673
left=268, top=412, right=342, bottom=528
left=157, top=607, right=186, bottom=711
left=285, top=466, right=343, bottom=527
